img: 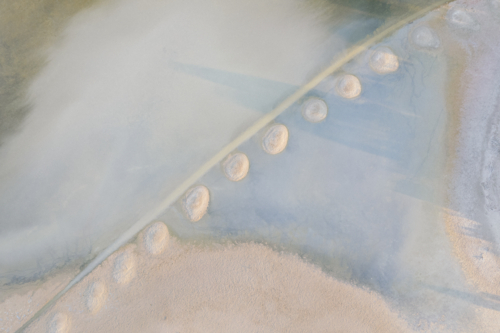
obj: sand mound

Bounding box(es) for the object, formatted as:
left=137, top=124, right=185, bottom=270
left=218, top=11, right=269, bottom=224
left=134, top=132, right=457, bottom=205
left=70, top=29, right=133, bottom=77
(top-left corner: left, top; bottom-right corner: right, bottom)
left=143, top=222, right=170, bottom=255
left=222, top=153, right=250, bottom=182
left=48, top=312, right=69, bottom=333
left=410, top=26, right=440, bottom=49
left=262, top=124, right=289, bottom=155
left=335, top=74, right=361, bottom=99
left=182, top=185, right=210, bottom=222
left=301, top=97, right=328, bottom=123
left=85, top=281, right=107, bottom=314
left=369, top=47, right=399, bottom=74
left=112, top=248, right=136, bottom=285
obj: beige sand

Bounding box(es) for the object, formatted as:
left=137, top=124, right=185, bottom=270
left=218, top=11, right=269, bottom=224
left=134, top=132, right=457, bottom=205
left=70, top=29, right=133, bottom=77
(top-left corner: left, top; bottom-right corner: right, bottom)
left=24, top=239, right=411, bottom=333
left=0, top=269, right=76, bottom=333
left=369, top=47, right=399, bottom=74
left=142, top=222, right=170, bottom=255
left=443, top=209, right=500, bottom=295
left=442, top=209, right=500, bottom=332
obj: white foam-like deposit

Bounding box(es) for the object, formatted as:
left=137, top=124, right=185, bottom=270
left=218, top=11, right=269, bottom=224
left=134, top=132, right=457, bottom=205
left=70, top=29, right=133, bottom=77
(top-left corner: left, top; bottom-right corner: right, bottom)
left=369, top=47, right=399, bottom=74
left=411, top=26, right=440, bottom=49
left=335, top=74, right=361, bottom=99
left=143, top=221, right=169, bottom=255
left=222, top=153, right=250, bottom=181
left=446, top=8, right=480, bottom=30
left=301, top=97, right=328, bottom=123
left=182, top=185, right=210, bottom=222
left=262, top=124, right=289, bottom=155
left=48, top=312, right=69, bottom=333
left=85, top=281, right=107, bottom=314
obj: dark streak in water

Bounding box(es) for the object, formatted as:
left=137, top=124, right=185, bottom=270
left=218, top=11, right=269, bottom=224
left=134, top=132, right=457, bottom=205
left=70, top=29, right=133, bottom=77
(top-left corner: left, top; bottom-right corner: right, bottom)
left=0, top=0, right=102, bottom=145
left=424, top=284, right=500, bottom=312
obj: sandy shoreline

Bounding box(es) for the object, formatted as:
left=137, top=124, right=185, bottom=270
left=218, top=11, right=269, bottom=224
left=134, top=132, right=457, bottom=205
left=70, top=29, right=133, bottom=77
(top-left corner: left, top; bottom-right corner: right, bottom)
left=0, top=269, right=76, bottom=333
left=21, top=237, right=412, bottom=333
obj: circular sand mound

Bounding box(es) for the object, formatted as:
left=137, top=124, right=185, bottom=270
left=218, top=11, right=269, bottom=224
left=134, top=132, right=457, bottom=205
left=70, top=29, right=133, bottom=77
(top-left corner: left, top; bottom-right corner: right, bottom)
left=222, top=153, right=250, bottom=182
left=410, top=26, right=440, bottom=49
left=112, top=249, right=136, bottom=285
left=262, top=124, right=289, bottom=155
left=335, top=74, right=361, bottom=99
left=143, top=222, right=170, bottom=255
left=182, top=185, right=210, bottom=222
left=369, top=47, right=399, bottom=74
left=48, top=312, right=69, bottom=333
left=85, top=281, right=107, bottom=314
left=301, top=98, right=328, bottom=123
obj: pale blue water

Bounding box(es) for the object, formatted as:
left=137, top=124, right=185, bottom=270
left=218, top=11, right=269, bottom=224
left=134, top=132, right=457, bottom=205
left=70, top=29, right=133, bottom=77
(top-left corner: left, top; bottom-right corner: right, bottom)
left=163, top=21, right=451, bottom=292
left=5, top=0, right=500, bottom=331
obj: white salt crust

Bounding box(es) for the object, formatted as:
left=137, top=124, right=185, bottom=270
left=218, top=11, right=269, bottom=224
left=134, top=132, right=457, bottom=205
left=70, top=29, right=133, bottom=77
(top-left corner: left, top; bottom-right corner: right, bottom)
left=182, top=185, right=210, bottom=222
left=48, top=312, right=69, bottom=333
left=335, top=74, right=361, bottom=99
left=410, top=26, right=440, bottom=49
left=112, top=250, right=136, bottom=284
left=143, top=221, right=170, bottom=255
left=262, top=124, right=289, bottom=155
left=446, top=8, right=480, bottom=30
left=85, top=281, right=107, bottom=314
left=301, top=98, right=328, bottom=123
left=369, top=47, right=399, bottom=74
left=222, top=153, right=250, bottom=181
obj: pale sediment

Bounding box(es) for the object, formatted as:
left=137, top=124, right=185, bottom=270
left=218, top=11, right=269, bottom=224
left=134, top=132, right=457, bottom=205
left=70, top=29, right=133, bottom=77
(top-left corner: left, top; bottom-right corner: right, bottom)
left=222, top=153, right=250, bottom=182
left=48, top=312, right=69, bottom=333
left=443, top=0, right=500, bottom=297
left=143, top=221, right=170, bottom=255
left=262, top=124, right=289, bottom=155
left=410, top=25, right=441, bottom=49
left=182, top=185, right=210, bottom=222
left=335, top=74, right=362, bottom=99
left=24, top=240, right=412, bottom=333
left=369, top=47, right=399, bottom=74
left=0, top=269, right=76, bottom=333
left=301, top=97, right=328, bottom=123
left=85, top=281, right=107, bottom=314
left=112, top=246, right=137, bottom=285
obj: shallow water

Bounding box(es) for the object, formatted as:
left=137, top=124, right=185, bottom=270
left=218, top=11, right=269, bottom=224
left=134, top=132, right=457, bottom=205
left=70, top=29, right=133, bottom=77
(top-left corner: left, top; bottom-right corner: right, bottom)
left=0, top=0, right=448, bottom=285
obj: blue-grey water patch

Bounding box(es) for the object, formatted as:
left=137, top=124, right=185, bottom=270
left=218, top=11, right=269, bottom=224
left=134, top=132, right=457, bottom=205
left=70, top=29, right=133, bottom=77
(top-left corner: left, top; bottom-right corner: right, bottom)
left=0, top=0, right=449, bottom=285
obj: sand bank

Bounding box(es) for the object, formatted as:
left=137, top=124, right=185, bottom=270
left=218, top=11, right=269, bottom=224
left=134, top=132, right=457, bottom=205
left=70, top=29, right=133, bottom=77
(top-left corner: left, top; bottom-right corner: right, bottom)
left=23, top=239, right=411, bottom=333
